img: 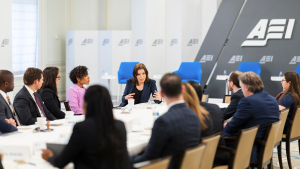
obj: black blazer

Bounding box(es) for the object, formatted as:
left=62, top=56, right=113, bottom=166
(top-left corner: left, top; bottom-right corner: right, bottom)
left=119, top=79, right=161, bottom=107
left=201, top=102, right=230, bottom=166
left=222, top=89, right=244, bottom=120
left=48, top=119, right=131, bottom=169
left=13, top=86, right=56, bottom=125
left=0, top=94, right=14, bottom=120
left=0, top=118, right=17, bottom=133
left=130, top=103, right=201, bottom=169
left=39, top=88, right=65, bottom=119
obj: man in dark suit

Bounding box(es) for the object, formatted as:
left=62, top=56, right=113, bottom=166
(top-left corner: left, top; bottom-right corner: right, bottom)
left=222, top=71, right=244, bottom=120
left=0, top=70, right=22, bottom=126
left=130, top=73, right=201, bottom=169
left=188, top=81, right=230, bottom=167
left=224, top=72, right=279, bottom=162
left=13, top=68, right=56, bottom=125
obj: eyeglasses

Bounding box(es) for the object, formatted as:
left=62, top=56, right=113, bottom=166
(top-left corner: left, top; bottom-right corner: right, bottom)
left=281, top=79, right=286, bottom=82
left=57, top=76, right=61, bottom=79
left=33, top=127, right=40, bottom=133
left=226, top=79, right=231, bottom=82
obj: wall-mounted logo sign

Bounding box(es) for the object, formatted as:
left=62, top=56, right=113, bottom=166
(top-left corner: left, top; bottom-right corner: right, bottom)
left=81, top=39, right=93, bottom=45
left=135, top=39, right=143, bottom=46
left=187, top=39, right=198, bottom=46
left=199, top=55, right=214, bottom=63
left=289, top=56, right=300, bottom=64
left=228, top=55, right=243, bottom=64
left=118, top=39, right=130, bottom=46
left=152, top=39, right=163, bottom=46
left=1, top=39, right=9, bottom=47
left=68, top=39, right=73, bottom=45
left=102, top=39, right=109, bottom=46
left=241, top=19, right=295, bottom=47
left=259, top=56, right=273, bottom=64
left=170, top=39, right=178, bottom=46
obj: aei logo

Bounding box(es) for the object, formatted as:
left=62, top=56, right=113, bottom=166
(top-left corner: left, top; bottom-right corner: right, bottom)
left=81, top=39, right=93, bottom=45
left=289, top=56, right=300, bottom=64
left=118, top=39, right=129, bottom=46
left=152, top=39, right=163, bottom=46
left=228, top=55, right=243, bottom=64
left=259, top=56, right=273, bottom=64
left=187, top=39, right=198, bottom=46
left=68, top=39, right=73, bottom=45
left=135, top=39, right=143, bottom=46
left=241, top=19, right=295, bottom=47
left=1, top=39, right=9, bottom=47
left=199, top=55, right=213, bottom=63
left=102, top=39, right=109, bottom=46
left=170, top=39, right=178, bottom=46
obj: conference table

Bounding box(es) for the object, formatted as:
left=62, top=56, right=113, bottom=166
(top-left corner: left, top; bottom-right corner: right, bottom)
left=0, top=101, right=228, bottom=169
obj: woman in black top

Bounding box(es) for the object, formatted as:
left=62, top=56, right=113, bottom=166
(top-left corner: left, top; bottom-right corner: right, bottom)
left=38, top=67, right=65, bottom=119
left=42, top=85, right=131, bottom=169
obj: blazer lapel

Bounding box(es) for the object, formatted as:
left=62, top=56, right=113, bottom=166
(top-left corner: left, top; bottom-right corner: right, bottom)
left=0, top=94, right=13, bottom=116
left=141, top=82, right=150, bottom=102
left=23, top=86, right=41, bottom=117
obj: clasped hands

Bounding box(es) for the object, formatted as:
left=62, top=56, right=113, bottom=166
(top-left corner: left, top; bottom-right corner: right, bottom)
left=5, top=118, right=16, bottom=127
left=125, top=90, right=162, bottom=101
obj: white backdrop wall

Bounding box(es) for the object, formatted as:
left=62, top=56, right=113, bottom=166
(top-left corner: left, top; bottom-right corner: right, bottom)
left=98, top=31, right=132, bottom=96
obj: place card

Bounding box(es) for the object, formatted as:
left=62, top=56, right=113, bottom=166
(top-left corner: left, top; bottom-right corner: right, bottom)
left=0, top=145, right=31, bottom=160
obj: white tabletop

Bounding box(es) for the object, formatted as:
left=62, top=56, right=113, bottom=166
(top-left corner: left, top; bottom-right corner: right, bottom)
left=1, top=101, right=227, bottom=169
left=270, top=76, right=283, bottom=81
left=216, top=75, right=229, bottom=80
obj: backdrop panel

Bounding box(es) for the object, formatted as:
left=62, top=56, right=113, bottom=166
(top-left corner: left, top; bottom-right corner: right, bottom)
left=203, top=0, right=300, bottom=98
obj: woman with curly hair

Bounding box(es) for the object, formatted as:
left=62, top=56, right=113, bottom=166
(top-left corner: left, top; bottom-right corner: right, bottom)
left=67, top=66, right=90, bottom=115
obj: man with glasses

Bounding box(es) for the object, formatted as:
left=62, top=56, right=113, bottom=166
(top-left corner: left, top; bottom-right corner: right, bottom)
left=222, top=71, right=244, bottom=120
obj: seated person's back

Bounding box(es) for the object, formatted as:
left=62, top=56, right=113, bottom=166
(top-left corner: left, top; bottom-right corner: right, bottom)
left=130, top=73, right=201, bottom=169
left=42, top=85, right=131, bottom=169
left=224, top=72, right=279, bottom=162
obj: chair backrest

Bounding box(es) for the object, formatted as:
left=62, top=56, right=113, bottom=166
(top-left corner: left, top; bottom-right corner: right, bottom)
left=237, top=62, right=261, bottom=76
left=134, top=157, right=171, bottom=169
left=290, top=107, right=300, bottom=139
left=275, top=109, right=289, bottom=144
left=118, top=62, right=139, bottom=82
left=199, top=133, right=221, bottom=169
left=261, top=120, right=282, bottom=164
left=180, top=143, right=206, bottom=169
left=202, top=94, right=209, bottom=102
left=231, top=125, right=259, bottom=169
left=64, top=101, right=71, bottom=111
left=173, top=62, right=202, bottom=81
left=294, top=63, right=300, bottom=75
left=223, top=95, right=231, bottom=103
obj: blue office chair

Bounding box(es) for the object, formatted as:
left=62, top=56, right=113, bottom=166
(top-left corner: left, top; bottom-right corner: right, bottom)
left=173, top=62, right=202, bottom=83
left=294, top=64, right=300, bottom=75
left=117, top=62, right=139, bottom=101
left=237, top=62, right=261, bottom=76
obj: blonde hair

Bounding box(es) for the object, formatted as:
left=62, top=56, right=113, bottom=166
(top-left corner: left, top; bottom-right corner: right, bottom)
left=183, top=83, right=209, bottom=131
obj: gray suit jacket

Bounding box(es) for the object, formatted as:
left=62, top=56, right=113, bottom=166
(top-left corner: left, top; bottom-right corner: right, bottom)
left=0, top=94, right=14, bottom=119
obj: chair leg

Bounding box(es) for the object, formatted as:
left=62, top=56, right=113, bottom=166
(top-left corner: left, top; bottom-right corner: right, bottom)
left=298, top=140, right=300, bottom=156
left=286, top=141, right=292, bottom=169
left=277, top=144, right=284, bottom=169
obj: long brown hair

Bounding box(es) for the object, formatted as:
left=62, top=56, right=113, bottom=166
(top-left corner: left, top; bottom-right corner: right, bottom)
left=278, top=71, right=300, bottom=113
left=183, top=83, right=209, bottom=131
left=38, top=67, right=59, bottom=97
left=131, top=63, right=150, bottom=85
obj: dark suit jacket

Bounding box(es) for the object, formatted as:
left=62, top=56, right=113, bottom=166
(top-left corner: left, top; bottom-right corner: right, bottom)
left=119, top=79, right=161, bottom=107
left=223, top=89, right=279, bottom=162
left=48, top=119, right=131, bottom=169
left=39, top=88, right=65, bottom=119
left=13, top=86, right=56, bottom=125
left=201, top=102, right=230, bottom=166
left=0, top=94, right=22, bottom=126
left=222, top=89, right=244, bottom=120
left=130, top=103, right=201, bottom=169
left=0, top=118, right=17, bottom=133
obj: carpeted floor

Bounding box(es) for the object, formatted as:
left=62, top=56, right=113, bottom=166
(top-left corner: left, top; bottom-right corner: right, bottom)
left=273, top=141, right=300, bottom=169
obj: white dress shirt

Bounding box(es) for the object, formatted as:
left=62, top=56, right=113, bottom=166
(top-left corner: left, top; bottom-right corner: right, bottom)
left=25, top=85, right=45, bottom=118
left=0, top=89, right=13, bottom=112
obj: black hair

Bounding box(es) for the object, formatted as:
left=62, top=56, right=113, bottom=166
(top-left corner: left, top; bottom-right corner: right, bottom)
left=69, top=66, right=88, bottom=84
left=188, top=80, right=203, bottom=101
left=84, top=85, right=124, bottom=168
left=160, top=73, right=182, bottom=97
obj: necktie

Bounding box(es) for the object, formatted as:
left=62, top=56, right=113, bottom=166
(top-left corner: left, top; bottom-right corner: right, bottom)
left=33, top=93, right=48, bottom=120
left=6, top=95, right=21, bottom=126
